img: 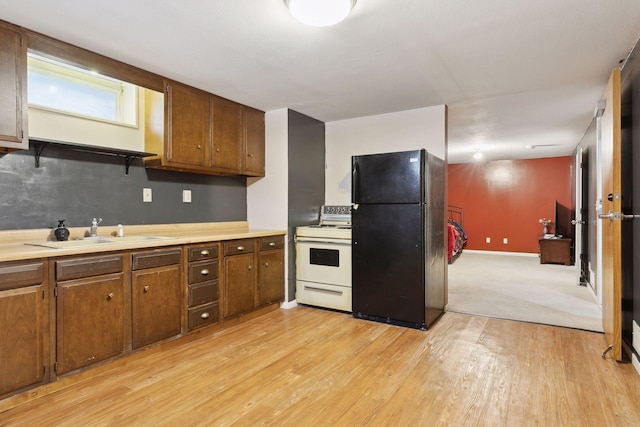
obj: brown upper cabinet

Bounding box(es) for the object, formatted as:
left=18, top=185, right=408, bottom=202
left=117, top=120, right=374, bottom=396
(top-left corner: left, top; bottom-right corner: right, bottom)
left=0, top=22, right=28, bottom=152
left=243, top=105, right=266, bottom=176
left=145, top=80, right=265, bottom=177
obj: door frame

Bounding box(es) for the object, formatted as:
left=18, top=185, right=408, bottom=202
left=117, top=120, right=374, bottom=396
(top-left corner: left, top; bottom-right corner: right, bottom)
left=599, top=68, right=622, bottom=361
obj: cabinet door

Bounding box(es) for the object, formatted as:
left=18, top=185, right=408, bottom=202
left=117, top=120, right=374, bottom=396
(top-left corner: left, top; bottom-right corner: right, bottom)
left=257, top=250, right=284, bottom=307
left=224, top=253, right=255, bottom=318
left=0, top=285, right=46, bottom=395
left=211, top=95, right=242, bottom=172
left=243, top=107, right=265, bottom=176
left=56, top=274, right=126, bottom=375
left=166, top=82, right=210, bottom=167
left=0, top=22, right=27, bottom=151
left=131, top=265, right=182, bottom=349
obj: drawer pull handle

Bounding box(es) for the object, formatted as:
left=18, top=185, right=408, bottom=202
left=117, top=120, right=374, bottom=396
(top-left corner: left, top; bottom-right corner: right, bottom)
left=200, top=250, right=209, bottom=256
left=201, top=269, right=209, bottom=276
left=237, top=246, right=245, bottom=251
left=107, top=292, right=114, bottom=301
left=304, top=286, right=343, bottom=296
left=269, top=242, right=276, bottom=247
left=201, top=312, right=210, bottom=319
left=143, top=286, right=150, bottom=293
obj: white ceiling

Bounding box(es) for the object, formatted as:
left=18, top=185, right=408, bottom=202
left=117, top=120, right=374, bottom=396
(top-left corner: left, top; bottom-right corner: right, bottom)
left=1, top=0, right=640, bottom=163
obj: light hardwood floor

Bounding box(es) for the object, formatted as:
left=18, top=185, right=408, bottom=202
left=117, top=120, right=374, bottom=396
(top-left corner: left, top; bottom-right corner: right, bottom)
left=1, top=307, right=640, bottom=426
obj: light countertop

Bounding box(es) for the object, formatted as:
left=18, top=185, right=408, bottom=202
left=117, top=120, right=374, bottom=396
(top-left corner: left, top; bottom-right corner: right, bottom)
left=0, top=221, right=286, bottom=263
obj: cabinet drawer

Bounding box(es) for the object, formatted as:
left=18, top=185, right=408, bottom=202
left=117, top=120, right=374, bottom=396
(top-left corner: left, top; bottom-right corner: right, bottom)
left=188, top=244, right=219, bottom=262
left=188, top=302, right=219, bottom=330
left=0, top=261, right=45, bottom=291
left=132, top=247, right=182, bottom=270
left=188, top=280, right=219, bottom=307
left=189, top=260, right=218, bottom=284
left=259, top=235, right=284, bottom=251
left=223, top=239, right=255, bottom=256
left=56, top=255, right=123, bottom=281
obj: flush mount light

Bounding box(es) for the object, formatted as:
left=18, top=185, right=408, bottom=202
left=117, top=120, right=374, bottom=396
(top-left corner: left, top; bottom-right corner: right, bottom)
left=473, top=151, right=483, bottom=160
left=284, top=0, right=357, bottom=27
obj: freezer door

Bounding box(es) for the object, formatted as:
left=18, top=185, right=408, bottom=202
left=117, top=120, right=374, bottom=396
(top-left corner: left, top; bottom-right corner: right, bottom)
left=352, top=150, right=424, bottom=204
left=352, top=204, right=425, bottom=325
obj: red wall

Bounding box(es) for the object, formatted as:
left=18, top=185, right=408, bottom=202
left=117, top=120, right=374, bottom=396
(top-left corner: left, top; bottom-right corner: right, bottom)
left=448, top=157, right=572, bottom=253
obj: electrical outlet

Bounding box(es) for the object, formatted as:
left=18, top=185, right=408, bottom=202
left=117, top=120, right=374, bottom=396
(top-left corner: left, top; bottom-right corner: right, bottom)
left=485, top=237, right=491, bottom=243
left=503, top=238, right=508, bottom=244
left=143, top=188, right=152, bottom=203
left=182, top=190, right=192, bottom=203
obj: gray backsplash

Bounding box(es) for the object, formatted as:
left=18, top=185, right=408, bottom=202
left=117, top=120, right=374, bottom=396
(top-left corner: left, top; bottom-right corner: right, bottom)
left=0, top=143, right=247, bottom=230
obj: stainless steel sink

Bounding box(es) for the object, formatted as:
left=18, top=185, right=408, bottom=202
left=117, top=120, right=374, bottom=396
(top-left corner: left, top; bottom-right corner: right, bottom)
left=25, top=235, right=174, bottom=249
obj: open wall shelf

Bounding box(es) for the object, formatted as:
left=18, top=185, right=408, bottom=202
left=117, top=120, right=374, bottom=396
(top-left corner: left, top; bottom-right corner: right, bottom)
left=30, top=139, right=157, bottom=175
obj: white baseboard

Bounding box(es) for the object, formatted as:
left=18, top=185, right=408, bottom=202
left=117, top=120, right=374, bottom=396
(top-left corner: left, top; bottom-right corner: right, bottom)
left=633, top=353, right=640, bottom=376
left=463, top=249, right=538, bottom=258
left=280, top=300, right=298, bottom=309
left=633, top=320, right=640, bottom=354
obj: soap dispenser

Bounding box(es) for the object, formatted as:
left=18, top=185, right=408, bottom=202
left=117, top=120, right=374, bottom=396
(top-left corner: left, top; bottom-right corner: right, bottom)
left=54, top=219, right=70, bottom=241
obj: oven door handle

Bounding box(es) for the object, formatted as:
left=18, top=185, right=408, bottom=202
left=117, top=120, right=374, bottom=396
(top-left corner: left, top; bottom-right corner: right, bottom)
left=295, top=238, right=352, bottom=246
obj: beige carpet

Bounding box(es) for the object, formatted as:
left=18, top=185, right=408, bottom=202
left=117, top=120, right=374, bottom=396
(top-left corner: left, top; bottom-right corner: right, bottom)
left=447, top=251, right=603, bottom=332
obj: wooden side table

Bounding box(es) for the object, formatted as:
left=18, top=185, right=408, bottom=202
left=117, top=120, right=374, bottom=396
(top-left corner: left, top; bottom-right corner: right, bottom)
left=538, top=238, right=572, bottom=265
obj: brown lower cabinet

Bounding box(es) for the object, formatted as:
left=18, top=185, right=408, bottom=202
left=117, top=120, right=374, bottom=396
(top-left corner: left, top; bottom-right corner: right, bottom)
left=187, top=243, right=220, bottom=331
left=224, top=248, right=256, bottom=318
left=223, top=236, right=285, bottom=319
left=55, top=254, right=127, bottom=375
left=131, top=248, right=182, bottom=349
left=257, top=249, right=285, bottom=307
left=0, top=260, right=49, bottom=397
left=0, top=234, right=284, bottom=399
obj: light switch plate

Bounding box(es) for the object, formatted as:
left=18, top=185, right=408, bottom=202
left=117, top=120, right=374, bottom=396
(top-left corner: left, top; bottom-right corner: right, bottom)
left=182, top=190, right=192, bottom=203
left=143, top=188, right=152, bottom=203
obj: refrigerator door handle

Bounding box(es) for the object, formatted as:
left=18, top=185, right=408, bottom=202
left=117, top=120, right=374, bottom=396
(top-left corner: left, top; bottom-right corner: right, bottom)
left=352, top=160, right=359, bottom=203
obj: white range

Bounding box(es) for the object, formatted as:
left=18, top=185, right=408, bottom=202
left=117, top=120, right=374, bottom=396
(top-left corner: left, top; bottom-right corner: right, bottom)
left=295, top=205, right=352, bottom=312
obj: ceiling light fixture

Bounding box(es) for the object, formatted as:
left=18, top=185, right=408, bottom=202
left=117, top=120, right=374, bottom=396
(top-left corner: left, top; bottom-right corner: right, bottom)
left=284, top=0, right=357, bottom=27
left=473, top=151, right=483, bottom=160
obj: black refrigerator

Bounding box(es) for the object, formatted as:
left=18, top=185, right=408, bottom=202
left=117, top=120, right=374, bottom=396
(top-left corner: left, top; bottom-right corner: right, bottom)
left=351, top=149, right=445, bottom=330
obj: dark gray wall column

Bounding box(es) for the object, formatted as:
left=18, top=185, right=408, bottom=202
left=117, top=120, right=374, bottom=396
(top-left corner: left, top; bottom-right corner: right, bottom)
left=287, top=109, right=325, bottom=302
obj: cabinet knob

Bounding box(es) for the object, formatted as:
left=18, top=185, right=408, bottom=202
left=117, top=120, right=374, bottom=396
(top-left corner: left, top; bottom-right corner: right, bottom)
left=201, top=312, right=210, bottom=319
left=216, top=148, right=220, bottom=152
left=248, top=265, right=252, bottom=271
left=248, top=153, right=253, bottom=158
left=264, top=262, right=269, bottom=267
left=269, top=242, right=276, bottom=247
left=237, top=246, right=245, bottom=251
left=143, top=285, right=150, bottom=293
left=201, top=269, right=209, bottom=276
left=200, top=249, right=209, bottom=256
left=197, top=144, right=202, bottom=149
left=107, top=292, right=114, bottom=301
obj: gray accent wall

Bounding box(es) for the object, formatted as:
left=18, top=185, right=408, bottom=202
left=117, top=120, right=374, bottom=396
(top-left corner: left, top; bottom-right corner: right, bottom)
left=0, top=144, right=246, bottom=230
left=287, top=110, right=325, bottom=301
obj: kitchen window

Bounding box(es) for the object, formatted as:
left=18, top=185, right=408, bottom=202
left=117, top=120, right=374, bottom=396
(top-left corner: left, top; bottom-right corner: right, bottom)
left=27, top=52, right=138, bottom=127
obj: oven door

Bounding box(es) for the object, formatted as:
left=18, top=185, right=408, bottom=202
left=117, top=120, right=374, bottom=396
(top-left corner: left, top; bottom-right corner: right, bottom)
left=295, top=238, right=351, bottom=287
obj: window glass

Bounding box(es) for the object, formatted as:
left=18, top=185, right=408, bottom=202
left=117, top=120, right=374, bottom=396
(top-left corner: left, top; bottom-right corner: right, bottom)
left=27, top=53, right=137, bottom=126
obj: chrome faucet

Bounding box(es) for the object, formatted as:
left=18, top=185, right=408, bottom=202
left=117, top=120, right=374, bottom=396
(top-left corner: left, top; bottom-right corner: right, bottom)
left=89, top=217, right=103, bottom=237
